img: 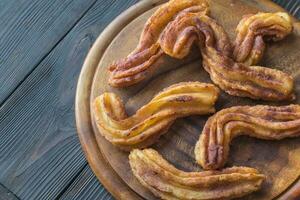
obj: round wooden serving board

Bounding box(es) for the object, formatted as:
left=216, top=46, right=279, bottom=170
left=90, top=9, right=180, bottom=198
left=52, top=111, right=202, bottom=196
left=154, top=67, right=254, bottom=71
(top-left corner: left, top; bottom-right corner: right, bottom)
left=76, top=0, right=300, bottom=199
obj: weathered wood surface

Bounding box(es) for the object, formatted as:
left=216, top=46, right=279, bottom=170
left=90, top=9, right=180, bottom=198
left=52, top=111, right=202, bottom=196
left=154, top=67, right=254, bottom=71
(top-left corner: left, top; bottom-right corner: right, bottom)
left=76, top=0, right=300, bottom=199
left=59, top=164, right=114, bottom=200
left=0, top=0, right=137, bottom=199
left=0, top=0, right=97, bottom=105
left=0, top=0, right=299, bottom=200
left=0, top=184, right=18, bottom=200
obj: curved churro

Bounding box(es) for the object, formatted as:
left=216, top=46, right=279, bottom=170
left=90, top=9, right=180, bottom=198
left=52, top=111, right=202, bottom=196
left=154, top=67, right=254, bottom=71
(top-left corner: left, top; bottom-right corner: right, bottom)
left=233, top=12, right=293, bottom=65
left=195, top=105, right=300, bottom=170
left=129, top=149, right=265, bottom=200
left=108, top=0, right=208, bottom=87
left=159, top=10, right=294, bottom=100
left=108, top=0, right=294, bottom=101
left=93, top=82, right=219, bottom=150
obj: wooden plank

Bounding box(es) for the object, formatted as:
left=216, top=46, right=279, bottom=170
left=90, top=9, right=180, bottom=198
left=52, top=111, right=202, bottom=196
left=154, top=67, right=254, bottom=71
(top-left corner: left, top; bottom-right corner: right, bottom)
left=0, top=0, right=138, bottom=199
left=0, top=184, right=19, bottom=200
left=59, top=165, right=114, bottom=200
left=0, top=0, right=97, bottom=105
left=273, top=0, right=300, bottom=17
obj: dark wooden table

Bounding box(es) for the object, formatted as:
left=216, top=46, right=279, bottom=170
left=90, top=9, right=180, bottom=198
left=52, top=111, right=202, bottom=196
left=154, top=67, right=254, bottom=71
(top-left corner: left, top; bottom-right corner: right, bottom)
left=0, top=0, right=299, bottom=199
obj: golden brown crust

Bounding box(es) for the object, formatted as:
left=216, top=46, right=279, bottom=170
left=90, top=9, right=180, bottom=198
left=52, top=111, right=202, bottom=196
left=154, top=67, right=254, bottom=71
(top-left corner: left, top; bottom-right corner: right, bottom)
left=233, top=12, right=293, bottom=65
left=159, top=10, right=294, bottom=101
left=108, top=0, right=208, bottom=87
left=129, top=149, right=265, bottom=200
left=93, top=82, right=219, bottom=151
left=195, top=104, right=300, bottom=170
left=108, top=0, right=294, bottom=101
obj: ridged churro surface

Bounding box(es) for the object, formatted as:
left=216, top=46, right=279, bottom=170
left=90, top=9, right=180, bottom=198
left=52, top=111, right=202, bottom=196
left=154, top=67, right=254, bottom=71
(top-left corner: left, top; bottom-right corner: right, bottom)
left=233, top=12, right=293, bottom=65
left=159, top=10, right=294, bottom=100
left=86, top=0, right=300, bottom=199
left=129, top=149, right=265, bottom=200
left=108, top=0, right=294, bottom=100
left=93, top=82, right=218, bottom=150
left=195, top=105, right=300, bottom=170
left=108, top=0, right=208, bottom=87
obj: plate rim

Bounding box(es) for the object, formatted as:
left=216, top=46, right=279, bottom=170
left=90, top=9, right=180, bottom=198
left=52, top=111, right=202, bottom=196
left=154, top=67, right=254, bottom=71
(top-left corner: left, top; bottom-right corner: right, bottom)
left=75, top=0, right=300, bottom=199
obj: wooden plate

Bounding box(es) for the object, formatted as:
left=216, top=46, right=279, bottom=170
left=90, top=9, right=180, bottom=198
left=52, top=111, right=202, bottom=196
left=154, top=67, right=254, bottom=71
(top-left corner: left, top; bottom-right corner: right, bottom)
left=75, top=0, right=300, bottom=199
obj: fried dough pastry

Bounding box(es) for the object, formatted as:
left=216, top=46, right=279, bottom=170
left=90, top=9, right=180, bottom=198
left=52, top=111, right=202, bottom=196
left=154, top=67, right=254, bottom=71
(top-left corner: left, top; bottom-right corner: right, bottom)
left=108, top=0, right=294, bottom=100
left=159, top=10, right=294, bottom=100
left=129, top=148, right=265, bottom=200
left=233, top=12, right=293, bottom=65
left=195, top=105, right=300, bottom=170
left=108, top=0, right=208, bottom=87
left=93, top=82, right=219, bottom=150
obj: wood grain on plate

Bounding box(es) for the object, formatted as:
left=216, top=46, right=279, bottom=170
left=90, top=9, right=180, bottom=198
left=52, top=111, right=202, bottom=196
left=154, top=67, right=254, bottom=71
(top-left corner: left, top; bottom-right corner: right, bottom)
left=76, top=0, right=300, bottom=199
